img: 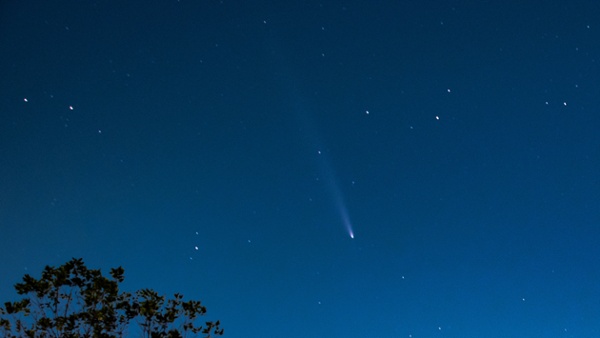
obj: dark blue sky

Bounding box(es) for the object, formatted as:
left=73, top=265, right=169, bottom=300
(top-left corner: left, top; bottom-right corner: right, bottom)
left=2, top=1, right=600, bottom=337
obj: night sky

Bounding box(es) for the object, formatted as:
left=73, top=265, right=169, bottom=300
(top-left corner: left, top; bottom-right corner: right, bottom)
left=2, top=1, right=600, bottom=337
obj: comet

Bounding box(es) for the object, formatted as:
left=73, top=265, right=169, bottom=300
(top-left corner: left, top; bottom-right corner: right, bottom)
left=337, top=198, right=354, bottom=239
left=329, top=164, right=355, bottom=239
left=294, top=107, right=356, bottom=239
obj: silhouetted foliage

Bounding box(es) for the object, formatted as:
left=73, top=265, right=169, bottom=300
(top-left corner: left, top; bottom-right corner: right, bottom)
left=0, top=258, right=223, bottom=338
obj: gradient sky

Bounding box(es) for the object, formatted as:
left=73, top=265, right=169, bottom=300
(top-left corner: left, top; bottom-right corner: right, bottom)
left=2, top=1, right=600, bottom=337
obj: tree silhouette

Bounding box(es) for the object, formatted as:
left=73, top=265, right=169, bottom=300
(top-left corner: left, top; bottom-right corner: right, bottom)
left=0, top=258, right=223, bottom=338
